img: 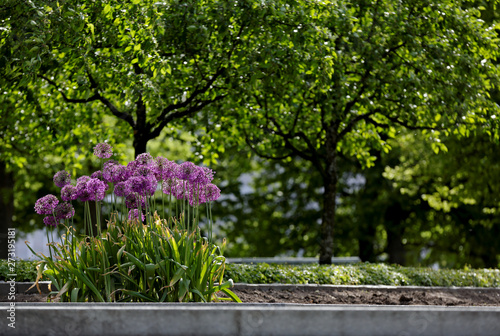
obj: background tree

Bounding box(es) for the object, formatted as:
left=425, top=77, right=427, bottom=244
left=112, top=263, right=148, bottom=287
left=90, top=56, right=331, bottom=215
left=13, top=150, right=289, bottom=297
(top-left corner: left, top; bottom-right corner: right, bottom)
left=211, top=0, right=500, bottom=264
left=382, top=131, right=500, bottom=268
left=2, top=0, right=271, bottom=156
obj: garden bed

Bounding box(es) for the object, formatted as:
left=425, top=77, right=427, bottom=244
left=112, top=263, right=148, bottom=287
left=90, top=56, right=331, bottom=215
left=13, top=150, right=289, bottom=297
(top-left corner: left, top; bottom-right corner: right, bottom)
left=3, top=283, right=500, bottom=306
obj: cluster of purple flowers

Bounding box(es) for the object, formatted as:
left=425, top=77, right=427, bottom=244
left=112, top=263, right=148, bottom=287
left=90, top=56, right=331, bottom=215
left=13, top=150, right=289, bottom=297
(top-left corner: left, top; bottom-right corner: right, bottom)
left=105, top=153, right=220, bottom=209
left=35, top=143, right=222, bottom=227
left=34, top=194, right=75, bottom=227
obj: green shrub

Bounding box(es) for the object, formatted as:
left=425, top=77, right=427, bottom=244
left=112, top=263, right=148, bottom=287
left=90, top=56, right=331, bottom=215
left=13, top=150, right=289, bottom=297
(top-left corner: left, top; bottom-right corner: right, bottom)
left=224, top=263, right=500, bottom=287
left=4, top=260, right=499, bottom=288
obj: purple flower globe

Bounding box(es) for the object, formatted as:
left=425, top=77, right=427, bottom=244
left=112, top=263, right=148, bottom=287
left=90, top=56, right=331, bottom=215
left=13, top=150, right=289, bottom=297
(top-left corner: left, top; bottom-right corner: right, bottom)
left=43, top=216, right=58, bottom=227
left=54, top=202, right=75, bottom=220
left=34, top=195, right=59, bottom=215
left=53, top=170, right=71, bottom=188
left=93, top=143, right=113, bottom=159
left=61, top=185, right=78, bottom=201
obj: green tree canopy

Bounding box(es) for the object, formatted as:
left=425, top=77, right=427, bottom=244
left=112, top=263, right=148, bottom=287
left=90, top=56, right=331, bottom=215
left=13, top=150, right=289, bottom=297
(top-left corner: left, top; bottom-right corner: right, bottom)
left=1, top=0, right=274, bottom=155
left=211, top=0, right=500, bottom=263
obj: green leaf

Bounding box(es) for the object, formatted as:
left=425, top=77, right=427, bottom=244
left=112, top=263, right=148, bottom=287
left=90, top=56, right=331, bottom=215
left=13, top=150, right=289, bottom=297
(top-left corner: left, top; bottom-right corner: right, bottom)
left=220, top=288, right=242, bottom=303
left=103, top=4, right=111, bottom=15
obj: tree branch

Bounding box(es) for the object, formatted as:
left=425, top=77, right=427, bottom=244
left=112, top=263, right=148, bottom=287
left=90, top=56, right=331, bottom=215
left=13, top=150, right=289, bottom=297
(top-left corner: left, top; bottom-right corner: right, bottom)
left=384, top=115, right=442, bottom=131
left=39, top=74, right=136, bottom=128
left=39, top=75, right=100, bottom=104
left=150, top=94, right=226, bottom=139
left=338, top=108, right=381, bottom=139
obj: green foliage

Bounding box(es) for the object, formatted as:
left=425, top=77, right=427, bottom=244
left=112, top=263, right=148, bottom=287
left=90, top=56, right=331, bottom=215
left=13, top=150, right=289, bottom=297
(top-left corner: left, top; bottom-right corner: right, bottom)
left=379, top=132, right=500, bottom=268
left=26, top=214, right=239, bottom=302
left=205, top=0, right=500, bottom=263
left=5, top=260, right=499, bottom=288
left=224, top=263, right=500, bottom=287
left=0, top=259, right=47, bottom=282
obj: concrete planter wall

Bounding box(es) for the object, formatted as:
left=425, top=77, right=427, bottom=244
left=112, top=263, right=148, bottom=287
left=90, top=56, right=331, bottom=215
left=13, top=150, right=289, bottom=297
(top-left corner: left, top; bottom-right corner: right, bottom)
left=2, top=282, right=500, bottom=336
left=1, top=302, right=499, bottom=336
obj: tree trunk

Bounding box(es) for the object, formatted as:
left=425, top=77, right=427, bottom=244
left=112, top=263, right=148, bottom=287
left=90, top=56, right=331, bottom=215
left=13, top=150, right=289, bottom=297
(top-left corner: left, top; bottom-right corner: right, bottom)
left=358, top=224, right=377, bottom=263
left=384, top=203, right=407, bottom=265
left=319, top=176, right=337, bottom=264
left=133, top=132, right=148, bottom=157
left=319, top=127, right=339, bottom=265
left=0, top=161, right=15, bottom=259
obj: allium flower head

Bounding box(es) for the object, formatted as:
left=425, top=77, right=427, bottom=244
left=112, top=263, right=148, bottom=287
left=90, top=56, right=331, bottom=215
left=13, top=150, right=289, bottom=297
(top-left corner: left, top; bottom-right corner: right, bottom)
left=103, top=164, right=127, bottom=183
left=178, top=162, right=200, bottom=182
left=91, top=170, right=103, bottom=180
left=93, top=142, right=113, bottom=159
left=53, top=170, right=71, bottom=188
left=136, top=153, right=153, bottom=165
left=154, top=156, right=177, bottom=180
left=34, top=194, right=59, bottom=215
left=86, top=178, right=107, bottom=201
left=104, top=160, right=119, bottom=168
left=125, top=193, right=146, bottom=209
left=127, top=175, right=157, bottom=195
left=134, top=165, right=154, bottom=178
left=193, top=166, right=214, bottom=185
left=162, top=178, right=176, bottom=195
left=204, top=184, right=221, bottom=202
left=163, top=160, right=180, bottom=180
left=76, top=175, right=91, bottom=186
left=61, top=185, right=78, bottom=201
left=76, top=176, right=91, bottom=201
left=54, top=202, right=75, bottom=220
left=173, top=180, right=189, bottom=200
left=114, top=181, right=131, bottom=197
left=43, top=216, right=58, bottom=227
left=128, top=209, right=145, bottom=222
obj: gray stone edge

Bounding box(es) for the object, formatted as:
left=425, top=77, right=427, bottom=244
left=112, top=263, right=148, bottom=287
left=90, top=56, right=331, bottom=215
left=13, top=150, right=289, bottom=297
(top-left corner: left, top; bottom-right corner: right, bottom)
left=1, top=302, right=500, bottom=336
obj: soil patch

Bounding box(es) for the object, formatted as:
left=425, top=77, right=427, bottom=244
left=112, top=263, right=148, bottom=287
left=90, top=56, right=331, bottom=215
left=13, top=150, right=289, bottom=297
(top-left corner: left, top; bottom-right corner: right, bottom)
left=229, top=285, right=500, bottom=306
left=2, top=285, right=500, bottom=305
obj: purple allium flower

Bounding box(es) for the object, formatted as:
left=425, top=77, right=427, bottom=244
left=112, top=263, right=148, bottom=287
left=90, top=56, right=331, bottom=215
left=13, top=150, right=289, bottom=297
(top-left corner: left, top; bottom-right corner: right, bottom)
left=193, top=166, right=214, bottom=185
left=178, top=162, right=200, bottom=182
left=53, top=170, right=71, bottom=188
left=43, top=216, right=58, bottom=227
left=161, top=178, right=177, bottom=195
left=136, top=153, right=153, bottom=165
left=77, top=189, right=92, bottom=202
left=76, top=176, right=92, bottom=201
left=34, top=194, right=59, bottom=215
left=134, top=165, right=154, bottom=178
left=154, top=156, right=180, bottom=181
left=91, top=170, right=103, bottom=180
left=93, top=142, right=113, bottom=159
left=86, top=178, right=107, bottom=201
left=54, top=202, right=75, bottom=220
left=114, top=181, right=131, bottom=197
left=145, top=176, right=158, bottom=196
left=103, top=160, right=119, bottom=168
left=173, top=180, right=189, bottom=200
left=127, top=176, right=149, bottom=194
left=128, top=209, right=145, bottom=222
left=61, top=185, right=78, bottom=201
left=204, top=184, right=221, bottom=202
left=76, top=175, right=91, bottom=186
left=103, top=164, right=128, bottom=183
left=125, top=193, right=146, bottom=209
left=154, top=156, right=169, bottom=180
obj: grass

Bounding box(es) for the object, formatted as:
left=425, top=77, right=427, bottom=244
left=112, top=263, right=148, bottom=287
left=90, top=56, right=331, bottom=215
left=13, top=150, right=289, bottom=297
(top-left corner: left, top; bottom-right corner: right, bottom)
left=2, top=259, right=499, bottom=287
